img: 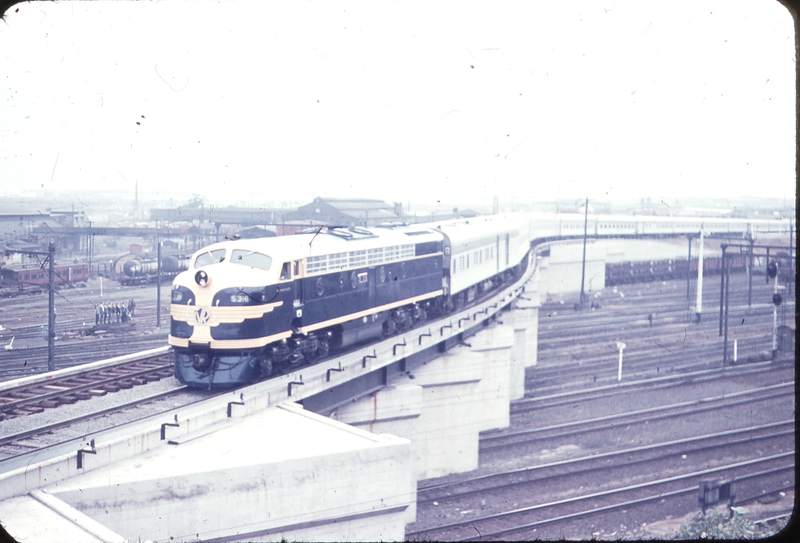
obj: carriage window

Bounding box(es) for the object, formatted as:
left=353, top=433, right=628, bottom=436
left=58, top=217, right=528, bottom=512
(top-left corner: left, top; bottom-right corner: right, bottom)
left=194, top=249, right=226, bottom=268
left=231, top=250, right=272, bottom=271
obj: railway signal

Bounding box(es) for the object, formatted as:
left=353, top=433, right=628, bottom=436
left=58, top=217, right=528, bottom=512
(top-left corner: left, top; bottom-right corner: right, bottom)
left=767, top=261, right=778, bottom=279
left=770, top=261, right=780, bottom=359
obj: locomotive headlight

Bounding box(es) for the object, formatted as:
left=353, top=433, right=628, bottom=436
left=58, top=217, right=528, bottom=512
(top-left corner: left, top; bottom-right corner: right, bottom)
left=195, top=270, right=209, bottom=287
left=230, top=293, right=250, bottom=304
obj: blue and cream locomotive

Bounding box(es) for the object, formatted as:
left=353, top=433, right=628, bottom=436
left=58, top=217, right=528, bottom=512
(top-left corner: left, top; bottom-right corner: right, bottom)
left=169, top=215, right=531, bottom=388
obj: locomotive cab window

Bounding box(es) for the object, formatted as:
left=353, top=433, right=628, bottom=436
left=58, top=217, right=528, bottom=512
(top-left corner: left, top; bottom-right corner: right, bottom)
left=231, top=250, right=272, bottom=271
left=280, top=262, right=291, bottom=280
left=194, top=249, right=226, bottom=268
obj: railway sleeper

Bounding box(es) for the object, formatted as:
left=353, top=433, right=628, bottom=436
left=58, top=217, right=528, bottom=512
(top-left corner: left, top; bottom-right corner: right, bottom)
left=2, top=392, right=40, bottom=400
left=114, top=380, right=135, bottom=389
left=59, top=378, right=95, bottom=386
left=101, top=384, right=121, bottom=393
left=57, top=395, right=80, bottom=404
left=41, top=385, right=72, bottom=391
left=71, top=391, right=94, bottom=400
left=19, top=405, right=47, bottom=413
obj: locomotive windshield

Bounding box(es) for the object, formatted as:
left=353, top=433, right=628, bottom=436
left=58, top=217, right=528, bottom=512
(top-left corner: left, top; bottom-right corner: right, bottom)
left=230, top=250, right=272, bottom=271
left=194, top=249, right=226, bottom=268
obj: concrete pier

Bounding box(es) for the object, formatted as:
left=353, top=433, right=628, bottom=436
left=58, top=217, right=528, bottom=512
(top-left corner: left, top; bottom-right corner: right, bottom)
left=333, top=325, right=514, bottom=480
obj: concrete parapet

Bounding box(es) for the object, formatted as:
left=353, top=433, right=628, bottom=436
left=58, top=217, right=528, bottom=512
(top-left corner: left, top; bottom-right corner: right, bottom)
left=18, top=403, right=414, bottom=543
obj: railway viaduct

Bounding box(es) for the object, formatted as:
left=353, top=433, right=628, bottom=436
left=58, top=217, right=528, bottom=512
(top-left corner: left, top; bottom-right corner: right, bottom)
left=0, top=216, right=792, bottom=542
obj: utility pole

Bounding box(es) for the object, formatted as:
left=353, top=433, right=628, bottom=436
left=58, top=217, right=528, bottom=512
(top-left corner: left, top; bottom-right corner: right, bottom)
left=579, top=197, right=589, bottom=307
left=48, top=242, right=55, bottom=371
left=156, top=237, right=162, bottom=329
left=5, top=245, right=57, bottom=369
left=686, top=234, right=693, bottom=302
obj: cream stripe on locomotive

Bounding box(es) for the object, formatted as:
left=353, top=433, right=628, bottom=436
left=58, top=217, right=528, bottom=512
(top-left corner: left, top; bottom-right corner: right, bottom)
left=169, top=330, right=292, bottom=350
left=296, top=289, right=444, bottom=334
left=170, top=301, right=284, bottom=326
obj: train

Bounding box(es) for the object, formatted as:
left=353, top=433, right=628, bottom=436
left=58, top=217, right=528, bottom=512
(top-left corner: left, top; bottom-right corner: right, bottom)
left=169, top=211, right=790, bottom=388
left=526, top=213, right=791, bottom=240
left=169, top=214, right=531, bottom=388
left=605, top=255, right=750, bottom=286
left=0, top=263, right=89, bottom=295
left=119, top=256, right=190, bottom=286
left=605, top=252, right=795, bottom=286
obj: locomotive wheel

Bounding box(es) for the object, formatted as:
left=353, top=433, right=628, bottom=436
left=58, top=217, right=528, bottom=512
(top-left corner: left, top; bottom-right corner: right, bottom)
left=258, top=354, right=274, bottom=378
left=384, top=317, right=397, bottom=336
left=317, top=337, right=330, bottom=358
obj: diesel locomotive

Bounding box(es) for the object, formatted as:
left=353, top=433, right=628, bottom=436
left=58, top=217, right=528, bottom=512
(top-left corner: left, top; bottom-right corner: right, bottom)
left=169, top=214, right=531, bottom=387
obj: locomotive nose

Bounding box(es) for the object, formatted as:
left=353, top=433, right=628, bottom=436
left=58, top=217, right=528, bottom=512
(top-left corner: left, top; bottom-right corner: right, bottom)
left=195, top=270, right=210, bottom=287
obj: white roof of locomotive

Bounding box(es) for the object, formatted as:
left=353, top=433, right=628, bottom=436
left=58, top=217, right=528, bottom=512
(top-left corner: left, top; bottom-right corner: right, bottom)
left=190, top=225, right=443, bottom=265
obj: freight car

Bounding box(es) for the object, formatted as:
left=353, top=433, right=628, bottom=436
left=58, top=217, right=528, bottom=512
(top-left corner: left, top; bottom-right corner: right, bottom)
left=605, top=255, right=749, bottom=286
left=119, top=256, right=190, bottom=286
left=0, top=263, right=89, bottom=292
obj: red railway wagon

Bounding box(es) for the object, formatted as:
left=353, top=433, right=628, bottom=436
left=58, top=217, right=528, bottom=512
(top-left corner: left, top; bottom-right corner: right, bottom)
left=1, top=263, right=89, bottom=287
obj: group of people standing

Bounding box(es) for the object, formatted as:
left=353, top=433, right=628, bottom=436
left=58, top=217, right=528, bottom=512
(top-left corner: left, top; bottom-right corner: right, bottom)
left=95, top=299, right=136, bottom=325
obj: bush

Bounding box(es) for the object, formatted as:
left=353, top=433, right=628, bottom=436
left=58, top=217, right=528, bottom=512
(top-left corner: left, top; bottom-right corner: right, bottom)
left=674, top=509, right=775, bottom=539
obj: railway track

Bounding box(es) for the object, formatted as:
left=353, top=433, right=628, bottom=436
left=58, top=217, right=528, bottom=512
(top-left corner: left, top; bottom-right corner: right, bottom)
left=0, top=385, right=190, bottom=460
left=0, top=278, right=171, bottom=380
left=0, top=353, right=174, bottom=420
left=531, top=273, right=794, bottom=394
left=408, top=454, right=793, bottom=541
left=405, top=274, right=794, bottom=540
left=485, top=382, right=794, bottom=452
left=409, top=434, right=794, bottom=541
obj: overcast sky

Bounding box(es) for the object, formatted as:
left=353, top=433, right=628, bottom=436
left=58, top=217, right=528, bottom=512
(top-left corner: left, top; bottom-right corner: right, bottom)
left=0, top=0, right=795, bottom=208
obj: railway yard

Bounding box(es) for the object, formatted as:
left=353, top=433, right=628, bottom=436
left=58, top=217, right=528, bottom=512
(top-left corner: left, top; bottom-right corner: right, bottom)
left=0, top=279, right=170, bottom=380
left=407, top=273, right=795, bottom=540
left=0, top=269, right=794, bottom=540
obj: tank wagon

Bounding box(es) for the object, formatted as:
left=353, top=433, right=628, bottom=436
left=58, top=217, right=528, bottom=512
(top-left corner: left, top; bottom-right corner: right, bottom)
left=119, top=256, right=189, bottom=286
left=169, top=214, right=531, bottom=388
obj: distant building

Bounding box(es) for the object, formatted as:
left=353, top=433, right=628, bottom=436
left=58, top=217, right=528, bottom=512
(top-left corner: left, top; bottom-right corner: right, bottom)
left=150, top=206, right=287, bottom=227
left=284, top=197, right=402, bottom=228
